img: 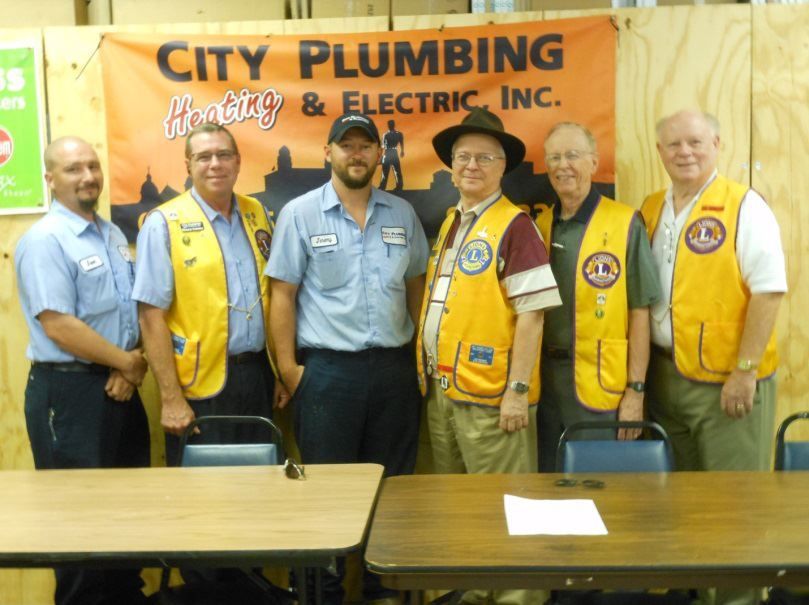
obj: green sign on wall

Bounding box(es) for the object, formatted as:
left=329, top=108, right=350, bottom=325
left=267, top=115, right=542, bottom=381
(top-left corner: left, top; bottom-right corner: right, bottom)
left=0, top=41, right=47, bottom=214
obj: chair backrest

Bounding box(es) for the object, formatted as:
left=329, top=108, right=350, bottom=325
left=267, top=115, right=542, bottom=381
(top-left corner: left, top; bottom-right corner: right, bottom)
left=556, top=420, right=674, bottom=473
left=775, top=412, right=809, bottom=471
left=178, top=415, right=284, bottom=467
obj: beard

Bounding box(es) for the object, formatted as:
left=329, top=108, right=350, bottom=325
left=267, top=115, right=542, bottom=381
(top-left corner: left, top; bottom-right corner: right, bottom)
left=78, top=197, right=99, bottom=213
left=333, top=160, right=376, bottom=190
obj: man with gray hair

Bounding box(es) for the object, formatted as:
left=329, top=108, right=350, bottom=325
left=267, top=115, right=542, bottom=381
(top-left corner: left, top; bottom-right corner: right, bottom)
left=535, top=122, right=660, bottom=472
left=641, top=109, right=787, bottom=604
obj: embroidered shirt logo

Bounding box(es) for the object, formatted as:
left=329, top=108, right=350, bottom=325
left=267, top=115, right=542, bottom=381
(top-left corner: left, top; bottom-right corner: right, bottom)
left=582, top=251, right=621, bottom=289
left=458, top=239, right=493, bottom=275
left=685, top=217, right=726, bottom=254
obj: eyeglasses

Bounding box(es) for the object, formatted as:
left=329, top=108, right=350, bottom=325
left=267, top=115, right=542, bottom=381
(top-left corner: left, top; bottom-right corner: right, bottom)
left=191, top=150, right=237, bottom=164
left=284, top=457, right=306, bottom=481
left=554, top=478, right=605, bottom=489
left=451, top=152, right=505, bottom=167
left=545, top=150, right=592, bottom=167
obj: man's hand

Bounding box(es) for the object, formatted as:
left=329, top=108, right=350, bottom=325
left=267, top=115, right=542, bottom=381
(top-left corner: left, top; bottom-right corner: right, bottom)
left=281, top=365, right=305, bottom=397
left=617, top=389, right=644, bottom=440
left=121, top=348, right=147, bottom=386
left=105, top=370, right=136, bottom=402
left=721, top=369, right=757, bottom=419
left=274, top=380, right=291, bottom=409
left=161, top=393, right=196, bottom=436
left=499, top=390, right=529, bottom=433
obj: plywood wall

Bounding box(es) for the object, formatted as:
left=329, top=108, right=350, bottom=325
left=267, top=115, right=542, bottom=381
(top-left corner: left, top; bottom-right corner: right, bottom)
left=0, top=5, right=808, bottom=603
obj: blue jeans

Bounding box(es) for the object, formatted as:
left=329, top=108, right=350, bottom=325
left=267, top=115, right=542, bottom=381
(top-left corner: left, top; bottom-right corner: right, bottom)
left=25, top=364, right=150, bottom=605
left=294, top=346, right=420, bottom=603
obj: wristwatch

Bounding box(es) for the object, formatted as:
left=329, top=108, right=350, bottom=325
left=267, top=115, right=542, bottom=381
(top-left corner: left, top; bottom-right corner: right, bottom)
left=508, top=380, right=530, bottom=394
left=627, top=381, right=646, bottom=393
left=737, top=359, right=758, bottom=372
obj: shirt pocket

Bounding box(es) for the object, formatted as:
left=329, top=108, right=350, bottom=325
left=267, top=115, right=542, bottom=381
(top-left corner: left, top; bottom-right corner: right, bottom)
left=382, top=245, right=410, bottom=289
left=452, top=341, right=511, bottom=399
left=310, top=249, right=348, bottom=291
left=76, top=267, right=119, bottom=318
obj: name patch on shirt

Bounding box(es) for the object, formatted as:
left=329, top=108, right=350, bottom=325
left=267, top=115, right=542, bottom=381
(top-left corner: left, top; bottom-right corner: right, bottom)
left=79, top=255, right=104, bottom=272
left=180, top=221, right=204, bottom=233
left=381, top=226, right=407, bottom=246
left=311, top=233, right=338, bottom=248
left=118, top=245, right=133, bottom=263
left=469, top=345, right=494, bottom=366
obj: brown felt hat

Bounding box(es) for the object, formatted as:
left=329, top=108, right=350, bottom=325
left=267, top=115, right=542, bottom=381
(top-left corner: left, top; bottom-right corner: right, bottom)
left=432, top=107, right=526, bottom=173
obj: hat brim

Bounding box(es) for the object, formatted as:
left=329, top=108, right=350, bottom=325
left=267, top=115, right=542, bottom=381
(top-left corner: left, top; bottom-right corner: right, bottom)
left=432, top=124, right=526, bottom=174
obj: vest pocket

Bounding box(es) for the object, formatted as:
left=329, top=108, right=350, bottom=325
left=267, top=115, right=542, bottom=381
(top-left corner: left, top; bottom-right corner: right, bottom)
left=171, top=333, right=200, bottom=388
left=452, top=341, right=510, bottom=399
left=699, top=321, right=740, bottom=374
left=596, top=338, right=628, bottom=394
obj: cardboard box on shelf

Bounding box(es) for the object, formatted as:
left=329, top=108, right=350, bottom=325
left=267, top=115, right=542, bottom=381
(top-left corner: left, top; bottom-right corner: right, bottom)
left=392, top=0, right=469, bottom=15
left=0, top=0, right=88, bottom=26
left=311, top=0, right=390, bottom=18
left=111, top=0, right=286, bottom=24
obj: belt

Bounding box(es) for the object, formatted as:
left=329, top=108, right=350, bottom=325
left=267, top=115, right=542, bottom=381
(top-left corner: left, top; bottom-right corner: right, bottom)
left=31, top=361, right=110, bottom=374
left=228, top=351, right=266, bottom=365
left=542, top=346, right=570, bottom=360
left=651, top=344, right=672, bottom=357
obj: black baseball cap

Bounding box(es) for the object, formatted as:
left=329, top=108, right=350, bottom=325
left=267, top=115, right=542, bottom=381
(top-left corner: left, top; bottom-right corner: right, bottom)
left=327, top=113, right=380, bottom=144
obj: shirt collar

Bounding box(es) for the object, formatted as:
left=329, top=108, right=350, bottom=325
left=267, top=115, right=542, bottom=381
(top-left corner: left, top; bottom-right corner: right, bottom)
left=51, top=199, right=106, bottom=238
left=552, top=186, right=600, bottom=225
left=663, top=169, right=718, bottom=210
left=455, top=189, right=502, bottom=218
left=190, top=187, right=239, bottom=222
left=321, top=181, right=389, bottom=214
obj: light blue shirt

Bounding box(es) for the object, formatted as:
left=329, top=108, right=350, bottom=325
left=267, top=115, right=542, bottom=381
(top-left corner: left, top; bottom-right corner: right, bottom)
left=266, top=182, right=429, bottom=351
left=132, top=188, right=266, bottom=355
left=15, top=201, right=139, bottom=362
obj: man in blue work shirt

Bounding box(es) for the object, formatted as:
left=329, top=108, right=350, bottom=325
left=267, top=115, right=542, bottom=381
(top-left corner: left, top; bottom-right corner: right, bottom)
left=267, top=112, right=428, bottom=605
left=15, top=136, right=150, bottom=605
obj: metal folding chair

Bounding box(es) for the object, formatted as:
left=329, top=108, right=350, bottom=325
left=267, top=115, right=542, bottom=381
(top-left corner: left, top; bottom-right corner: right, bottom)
left=775, top=412, right=809, bottom=471
left=159, top=415, right=295, bottom=604
left=556, top=420, right=674, bottom=474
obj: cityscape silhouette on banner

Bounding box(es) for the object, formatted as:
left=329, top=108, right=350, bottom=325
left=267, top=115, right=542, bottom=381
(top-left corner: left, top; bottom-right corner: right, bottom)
left=111, top=146, right=615, bottom=243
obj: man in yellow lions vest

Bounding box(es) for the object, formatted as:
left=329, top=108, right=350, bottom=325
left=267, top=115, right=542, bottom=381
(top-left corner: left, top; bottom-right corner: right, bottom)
left=418, top=107, right=561, bottom=605
left=535, top=122, right=660, bottom=472
left=642, top=110, right=786, bottom=605
left=133, top=124, right=287, bottom=596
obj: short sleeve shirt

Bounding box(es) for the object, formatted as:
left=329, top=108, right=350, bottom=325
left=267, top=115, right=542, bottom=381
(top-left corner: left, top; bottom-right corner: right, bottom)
left=15, top=201, right=139, bottom=362
left=266, top=182, right=429, bottom=351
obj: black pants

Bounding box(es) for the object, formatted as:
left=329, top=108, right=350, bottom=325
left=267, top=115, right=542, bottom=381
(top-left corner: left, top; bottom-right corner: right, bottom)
left=294, top=346, right=420, bottom=604
left=165, top=356, right=276, bottom=600
left=24, top=364, right=150, bottom=605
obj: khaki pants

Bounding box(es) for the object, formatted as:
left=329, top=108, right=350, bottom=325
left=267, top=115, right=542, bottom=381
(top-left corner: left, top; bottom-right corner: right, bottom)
left=426, top=380, right=544, bottom=605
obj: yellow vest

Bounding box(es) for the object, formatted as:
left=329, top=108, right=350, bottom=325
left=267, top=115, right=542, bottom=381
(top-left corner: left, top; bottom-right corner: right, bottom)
left=640, top=175, right=778, bottom=382
left=416, top=196, right=540, bottom=407
left=157, top=191, right=274, bottom=399
left=536, top=196, right=634, bottom=411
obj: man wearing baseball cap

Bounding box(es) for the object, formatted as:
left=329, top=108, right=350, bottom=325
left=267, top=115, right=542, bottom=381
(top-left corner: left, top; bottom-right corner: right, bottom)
left=266, top=112, right=428, bottom=604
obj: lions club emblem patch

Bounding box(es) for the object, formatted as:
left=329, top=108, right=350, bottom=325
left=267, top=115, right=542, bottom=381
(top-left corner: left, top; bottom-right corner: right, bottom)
left=458, top=239, right=493, bottom=275
left=582, top=252, right=621, bottom=289
left=685, top=217, right=726, bottom=254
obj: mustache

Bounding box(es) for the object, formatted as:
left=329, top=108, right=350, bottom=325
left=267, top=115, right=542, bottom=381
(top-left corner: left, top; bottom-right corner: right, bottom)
left=348, top=160, right=368, bottom=167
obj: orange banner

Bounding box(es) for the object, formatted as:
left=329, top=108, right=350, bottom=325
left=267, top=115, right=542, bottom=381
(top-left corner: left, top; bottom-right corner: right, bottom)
left=101, top=17, right=615, bottom=240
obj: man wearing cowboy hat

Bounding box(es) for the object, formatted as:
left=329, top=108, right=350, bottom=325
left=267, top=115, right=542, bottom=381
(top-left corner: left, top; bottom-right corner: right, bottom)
left=417, top=106, right=560, bottom=471
left=416, top=106, right=559, bottom=604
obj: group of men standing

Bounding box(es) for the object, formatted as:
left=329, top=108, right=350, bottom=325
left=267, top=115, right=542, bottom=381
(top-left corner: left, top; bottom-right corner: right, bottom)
left=15, top=106, right=785, bottom=605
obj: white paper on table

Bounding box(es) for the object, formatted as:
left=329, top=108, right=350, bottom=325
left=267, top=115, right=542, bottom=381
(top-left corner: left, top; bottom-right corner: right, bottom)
left=503, top=494, right=608, bottom=536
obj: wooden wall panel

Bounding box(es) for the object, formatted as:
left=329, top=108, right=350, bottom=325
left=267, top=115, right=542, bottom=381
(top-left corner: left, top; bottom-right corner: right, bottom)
left=751, top=4, right=809, bottom=438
